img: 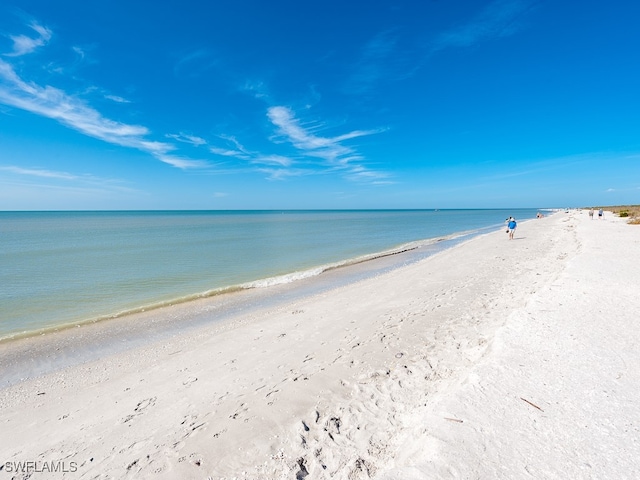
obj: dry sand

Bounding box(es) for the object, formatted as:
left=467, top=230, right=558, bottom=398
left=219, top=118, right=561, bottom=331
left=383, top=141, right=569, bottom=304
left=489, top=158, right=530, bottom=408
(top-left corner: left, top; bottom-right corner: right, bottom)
left=1, top=210, right=638, bottom=479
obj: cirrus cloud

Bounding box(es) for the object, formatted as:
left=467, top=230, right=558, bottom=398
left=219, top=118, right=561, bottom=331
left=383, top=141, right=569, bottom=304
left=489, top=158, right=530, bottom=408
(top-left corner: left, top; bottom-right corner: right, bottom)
left=0, top=57, right=206, bottom=169
left=4, top=21, right=52, bottom=57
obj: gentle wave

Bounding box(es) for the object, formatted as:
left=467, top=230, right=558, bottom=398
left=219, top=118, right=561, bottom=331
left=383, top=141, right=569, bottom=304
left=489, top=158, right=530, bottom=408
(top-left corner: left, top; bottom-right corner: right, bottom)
left=238, top=230, right=474, bottom=288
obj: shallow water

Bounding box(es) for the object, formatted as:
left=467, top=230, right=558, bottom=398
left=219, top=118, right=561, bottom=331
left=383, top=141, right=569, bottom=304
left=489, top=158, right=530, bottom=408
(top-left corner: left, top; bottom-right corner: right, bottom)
left=0, top=209, right=541, bottom=339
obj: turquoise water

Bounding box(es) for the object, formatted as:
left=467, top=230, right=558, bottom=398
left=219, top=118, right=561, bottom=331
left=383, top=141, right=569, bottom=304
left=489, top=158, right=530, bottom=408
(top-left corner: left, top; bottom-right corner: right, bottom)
left=0, top=209, right=541, bottom=339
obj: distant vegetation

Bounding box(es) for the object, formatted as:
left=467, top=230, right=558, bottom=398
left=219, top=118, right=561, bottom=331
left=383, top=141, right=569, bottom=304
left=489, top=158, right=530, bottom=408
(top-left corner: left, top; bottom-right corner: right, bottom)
left=589, top=205, right=640, bottom=225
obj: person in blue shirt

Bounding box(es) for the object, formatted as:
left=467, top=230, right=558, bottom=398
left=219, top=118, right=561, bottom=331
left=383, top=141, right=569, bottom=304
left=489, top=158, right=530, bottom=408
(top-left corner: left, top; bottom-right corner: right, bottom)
left=508, top=217, right=517, bottom=240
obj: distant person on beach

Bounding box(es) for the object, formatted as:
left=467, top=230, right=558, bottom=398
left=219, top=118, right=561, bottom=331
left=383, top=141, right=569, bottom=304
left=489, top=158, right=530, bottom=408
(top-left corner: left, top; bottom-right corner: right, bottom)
left=589, top=209, right=594, bottom=219
left=505, top=216, right=513, bottom=231
left=598, top=209, right=604, bottom=219
left=536, top=212, right=544, bottom=219
left=507, top=217, right=517, bottom=240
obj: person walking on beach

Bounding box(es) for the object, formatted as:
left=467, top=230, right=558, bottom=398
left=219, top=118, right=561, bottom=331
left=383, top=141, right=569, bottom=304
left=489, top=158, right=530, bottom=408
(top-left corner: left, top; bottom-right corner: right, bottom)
left=598, top=209, right=604, bottom=219
left=589, top=209, right=594, bottom=219
left=507, top=217, right=517, bottom=240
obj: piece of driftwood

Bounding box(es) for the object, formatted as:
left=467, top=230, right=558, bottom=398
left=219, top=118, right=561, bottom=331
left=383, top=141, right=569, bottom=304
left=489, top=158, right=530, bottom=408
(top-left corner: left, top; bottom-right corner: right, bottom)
left=444, top=417, right=464, bottom=423
left=520, top=397, right=544, bottom=411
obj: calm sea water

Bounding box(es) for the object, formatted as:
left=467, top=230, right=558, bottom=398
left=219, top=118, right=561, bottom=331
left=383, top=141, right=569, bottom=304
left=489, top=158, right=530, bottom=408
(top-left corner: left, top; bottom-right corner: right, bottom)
left=0, top=209, right=541, bottom=339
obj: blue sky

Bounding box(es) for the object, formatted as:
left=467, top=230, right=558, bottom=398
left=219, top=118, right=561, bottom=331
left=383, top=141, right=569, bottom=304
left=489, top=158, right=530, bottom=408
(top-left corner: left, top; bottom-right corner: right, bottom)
left=1, top=0, right=639, bottom=210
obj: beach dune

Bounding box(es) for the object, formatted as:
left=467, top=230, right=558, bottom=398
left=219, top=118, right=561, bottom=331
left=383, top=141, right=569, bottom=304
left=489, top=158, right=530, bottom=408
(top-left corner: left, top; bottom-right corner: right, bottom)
left=1, top=210, right=638, bottom=479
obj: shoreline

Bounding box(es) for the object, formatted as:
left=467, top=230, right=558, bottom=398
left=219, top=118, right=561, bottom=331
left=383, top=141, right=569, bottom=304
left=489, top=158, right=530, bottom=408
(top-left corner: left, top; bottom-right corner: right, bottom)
left=0, top=209, right=543, bottom=342
left=3, top=209, right=634, bottom=479
left=0, top=229, right=463, bottom=344
left=0, top=225, right=496, bottom=387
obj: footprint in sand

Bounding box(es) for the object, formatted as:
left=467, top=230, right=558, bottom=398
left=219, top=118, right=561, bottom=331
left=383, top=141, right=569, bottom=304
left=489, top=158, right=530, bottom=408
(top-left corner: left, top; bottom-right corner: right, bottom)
left=212, top=428, right=228, bottom=438
left=122, top=397, right=157, bottom=423
left=182, top=376, right=198, bottom=386
left=135, top=397, right=156, bottom=412
left=229, top=403, right=249, bottom=420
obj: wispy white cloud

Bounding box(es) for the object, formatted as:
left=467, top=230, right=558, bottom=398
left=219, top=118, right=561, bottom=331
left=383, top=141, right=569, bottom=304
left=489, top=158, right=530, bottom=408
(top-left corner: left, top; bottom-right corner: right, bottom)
left=253, top=154, right=293, bottom=167
left=218, top=134, right=248, bottom=153
left=242, top=79, right=270, bottom=100
left=208, top=146, right=247, bottom=158
left=0, top=19, right=214, bottom=170
left=267, top=105, right=384, bottom=162
left=0, top=165, right=77, bottom=180
left=0, top=19, right=389, bottom=183
left=257, top=167, right=313, bottom=181
left=0, top=56, right=206, bottom=169
left=344, top=165, right=393, bottom=184
left=166, top=132, right=207, bottom=146
left=105, top=94, right=130, bottom=104
left=165, top=132, right=253, bottom=162
left=4, top=21, right=52, bottom=57
left=153, top=154, right=207, bottom=169
left=265, top=105, right=390, bottom=183
left=0, top=164, right=140, bottom=196
left=431, top=0, right=537, bottom=54
left=169, top=131, right=294, bottom=172
left=209, top=134, right=253, bottom=159
left=72, top=46, right=86, bottom=60
left=40, top=45, right=97, bottom=76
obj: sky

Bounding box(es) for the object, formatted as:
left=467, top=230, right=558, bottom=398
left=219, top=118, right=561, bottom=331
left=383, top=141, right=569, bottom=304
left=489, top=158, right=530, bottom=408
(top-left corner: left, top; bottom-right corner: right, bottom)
left=0, top=0, right=639, bottom=210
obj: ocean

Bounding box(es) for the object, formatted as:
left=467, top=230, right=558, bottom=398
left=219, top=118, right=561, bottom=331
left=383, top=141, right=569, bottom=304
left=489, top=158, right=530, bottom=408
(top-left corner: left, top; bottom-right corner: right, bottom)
left=0, top=209, right=542, bottom=340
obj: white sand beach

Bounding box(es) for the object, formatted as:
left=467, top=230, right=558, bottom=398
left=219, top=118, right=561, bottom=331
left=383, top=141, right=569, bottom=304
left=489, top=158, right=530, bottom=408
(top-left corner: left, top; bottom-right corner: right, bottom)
left=1, top=210, right=639, bottom=479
